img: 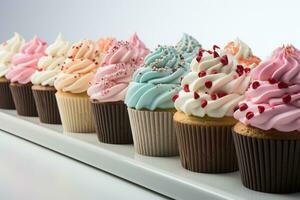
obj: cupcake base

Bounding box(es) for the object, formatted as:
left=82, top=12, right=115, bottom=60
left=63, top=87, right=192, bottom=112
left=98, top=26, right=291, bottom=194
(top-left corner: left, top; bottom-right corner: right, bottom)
left=91, top=101, right=132, bottom=144
left=128, top=108, right=178, bottom=157
left=32, top=85, right=61, bottom=124
left=174, top=112, right=238, bottom=173
left=0, top=77, right=15, bottom=109
left=233, top=122, right=300, bottom=193
left=56, top=91, right=95, bottom=133
left=9, top=82, right=38, bottom=116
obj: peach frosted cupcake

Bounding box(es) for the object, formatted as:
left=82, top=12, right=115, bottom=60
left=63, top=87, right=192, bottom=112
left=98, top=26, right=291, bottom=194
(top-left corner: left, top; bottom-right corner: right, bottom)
left=6, top=36, right=47, bottom=116
left=54, top=40, right=101, bottom=133
left=88, top=33, right=149, bottom=144
left=0, top=33, right=25, bottom=109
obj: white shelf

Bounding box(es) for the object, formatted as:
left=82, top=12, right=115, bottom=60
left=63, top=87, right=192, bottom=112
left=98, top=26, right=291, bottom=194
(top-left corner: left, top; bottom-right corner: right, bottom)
left=0, top=109, right=299, bottom=200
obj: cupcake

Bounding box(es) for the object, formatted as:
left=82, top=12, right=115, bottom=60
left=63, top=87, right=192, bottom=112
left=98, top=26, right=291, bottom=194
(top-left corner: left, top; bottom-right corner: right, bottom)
left=54, top=40, right=101, bottom=133
left=175, top=33, right=201, bottom=64
left=0, top=33, right=25, bottom=109
left=6, top=36, right=47, bottom=116
left=31, top=34, right=71, bottom=124
left=88, top=33, right=149, bottom=144
left=174, top=44, right=260, bottom=173
left=125, top=45, right=187, bottom=156
left=233, top=45, right=300, bottom=193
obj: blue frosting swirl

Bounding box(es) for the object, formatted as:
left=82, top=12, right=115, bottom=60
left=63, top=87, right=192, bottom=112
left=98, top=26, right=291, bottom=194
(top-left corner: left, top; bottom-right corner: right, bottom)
left=175, top=33, right=201, bottom=64
left=125, top=46, right=187, bottom=110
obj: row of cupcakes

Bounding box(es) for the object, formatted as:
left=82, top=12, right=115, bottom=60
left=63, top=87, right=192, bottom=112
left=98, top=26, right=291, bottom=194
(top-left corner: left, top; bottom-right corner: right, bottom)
left=1, top=32, right=300, bottom=194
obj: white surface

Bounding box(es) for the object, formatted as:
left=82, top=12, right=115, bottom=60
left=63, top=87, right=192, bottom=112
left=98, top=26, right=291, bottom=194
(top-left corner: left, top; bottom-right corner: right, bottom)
left=0, top=130, right=167, bottom=200
left=0, top=109, right=299, bottom=200
left=1, top=0, right=300, bottom=58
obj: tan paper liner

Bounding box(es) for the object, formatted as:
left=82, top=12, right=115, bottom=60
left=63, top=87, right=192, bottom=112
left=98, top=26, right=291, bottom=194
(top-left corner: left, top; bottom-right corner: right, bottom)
left=32, top=87, right=61, bottom=124
left=0, top=80, right=15, bottom=109
left=91, top=101, right=132, bottom=144
left=9, top=83, right=38, bottom=116
left=56, top=92, right=95, bottom=133
left=232, top=130, right=300, bottom=193
left=174, top=121, right=238, bottom=173
left=127, top=108, right=178, bottom=157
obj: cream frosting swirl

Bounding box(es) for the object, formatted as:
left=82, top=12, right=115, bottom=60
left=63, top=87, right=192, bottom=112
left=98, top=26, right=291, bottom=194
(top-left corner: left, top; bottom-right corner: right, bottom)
left=0, top=33, right=25, bottom=77
left=31, top=34, right=72, bottom=86
left=54, top=40, right=101, bottom=93
left=174, top=47, right=253, bottom=118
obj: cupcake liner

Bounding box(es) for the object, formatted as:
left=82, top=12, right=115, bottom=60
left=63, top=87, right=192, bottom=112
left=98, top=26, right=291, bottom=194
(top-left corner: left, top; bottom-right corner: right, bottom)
left=232, top=130, right=300, bottom=193
left=91, top=101, right=132, bottom=144
left=32, top=86, right=61, bottom=124
left=128, top=108, right=178, bottom=157
left=0, top=79, right=15, bottom=109
left=9, top=83, right=38, bottom=116
left=174, top=121, right=238, bottom=173
left=56, top=92, right=95, bottom=133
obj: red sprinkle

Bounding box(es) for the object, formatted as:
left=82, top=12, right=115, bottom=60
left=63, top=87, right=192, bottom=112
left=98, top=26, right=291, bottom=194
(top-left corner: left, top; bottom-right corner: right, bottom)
left=204, top=80, right=212, bottom=88
left=196, top=55, right=202, bottom=63
left=213, top=45, right=220, bottom=51
left=183, top=84, right=190, bottom=92
left=213, top=51, right=220, bottom=58
left=198, top=71, right=206, bottom=77
left=201, top=99, right=208, bottom=108
left=244, top=67, right=251, bottom=74
left=252, top=81, right=260, bottom=89
left=246, top=112, right=254, bottom=120
left=268, top=78, right=277, bottom=84
left=206, top=50, right=213, bottom=54
left=282, top=94, right=291, bottom=103
left=258, top=106, right=265, bottom=113
left=210, top=93, right=217, bottom=100
left=236, top=65, right=244, bottom=76
left=172, top=94, right=179, bottom=102
left=211, top=69, right=218, bottom=74
left=194, top=92, right=200, bottom=99
left=233, top=106, right=239, bottom=112
left=220, top=55, right=228, bottom=65
left=239, top=103, right=248, bottom=111
left=278, top=82, right=288, bottom=89
left=217, top=92, right=227, bottom=98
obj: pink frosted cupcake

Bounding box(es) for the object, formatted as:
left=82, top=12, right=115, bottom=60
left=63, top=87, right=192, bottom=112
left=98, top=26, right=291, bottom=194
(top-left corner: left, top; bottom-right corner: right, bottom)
left=87, top=33, right=149, bottom=144
left=6, top=36, right=47, bottom=116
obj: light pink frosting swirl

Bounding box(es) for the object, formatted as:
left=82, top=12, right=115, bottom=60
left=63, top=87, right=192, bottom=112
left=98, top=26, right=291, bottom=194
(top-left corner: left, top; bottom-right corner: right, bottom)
left=87, top=33, right=149, bottom=102
left=234, top=46, right=300, bottom=132
left=5, top=36, right=47, bottom=84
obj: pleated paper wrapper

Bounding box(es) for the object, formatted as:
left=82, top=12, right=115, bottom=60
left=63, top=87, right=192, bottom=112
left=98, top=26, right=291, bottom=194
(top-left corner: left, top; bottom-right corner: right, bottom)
left=56, top=92, right=95, bottom=133
left=0, top=78, right=15, bottom=109
left=128, top=108, right=178, bottom=157
left=91, top=101, right=132, bottom=144
left=32, top=87, right=61, bottom=124
left=175, top=121, right=238, bottom=173
left=9, top=83, right=38, bottom=116
left=233, top=130, right=300, bottom=193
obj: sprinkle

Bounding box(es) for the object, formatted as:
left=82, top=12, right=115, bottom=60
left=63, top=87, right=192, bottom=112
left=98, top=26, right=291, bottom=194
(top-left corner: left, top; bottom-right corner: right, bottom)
left=246, top=112, right=254, bottom=120
left=220, top=55, right=228, bottom=65
left=194, top=92, right=200, bottom=99
left=196, top=55, right=202, bottom=63
left=198, top=71, right=206, bottom=77
left=207, top=50, right=213, bottom=54
left=213, top=45, right=220, bottom=51
left=213, top=51, right=219, bottom=58
left=236, top=65, right=244, bottom=76
left=268, top=78, right=277, bottom=84
left=278, top=82, right=288, bottom=89
left=233, top=106, right=239, bottom=112
left=172, top=94, right=179, bottom=102
left=244, top=67, right=251, bottom=74
left=282, top=94, right=291, bottom=103
left=239, top=103, right=248, bottom=111
left=210, top=93, right=217, bottom=100
left=204, top=80, right=212, bottom=88
left=252, top=81, right=260, bottom=89
left=258, top=106, right=265, bottom=113
left=211, top=69, right=218, bottom=74
left=201, top=99, right=207, bottom=108
left=217, top=92, right=227, bottom=98
left=183, top=84, right=190, bottom=92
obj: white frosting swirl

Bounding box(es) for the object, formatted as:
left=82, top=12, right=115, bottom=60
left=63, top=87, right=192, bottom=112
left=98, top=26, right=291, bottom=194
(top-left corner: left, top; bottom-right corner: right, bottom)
left=0, top=33, right=25, bottom=77
left=31, top=34, right=71, bottom=86
left=174, top=48, right=254, bottom=118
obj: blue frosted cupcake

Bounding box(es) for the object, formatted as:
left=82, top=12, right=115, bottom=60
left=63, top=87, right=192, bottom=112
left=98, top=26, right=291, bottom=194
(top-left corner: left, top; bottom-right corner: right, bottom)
left=175, top=33, right=201, bottom=64
left=125, top=45, right=187, bottom=156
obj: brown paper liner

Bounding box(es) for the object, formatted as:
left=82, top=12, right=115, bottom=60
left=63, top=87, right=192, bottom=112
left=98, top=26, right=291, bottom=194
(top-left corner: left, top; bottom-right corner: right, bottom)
left=127, top=108, right=178, bottom=157
left=233, top=130, right=300, bottom=193
left=174, top=121, right=238, bottom=173
left=56, top=91, right=95, bottom=133
left=32, top=86, right=61, bottom=124
left=0, top=78, right=15, bottom=109
left=9, top=83, right=38, bottom=116
left=91, top=101, right=132, bottom=144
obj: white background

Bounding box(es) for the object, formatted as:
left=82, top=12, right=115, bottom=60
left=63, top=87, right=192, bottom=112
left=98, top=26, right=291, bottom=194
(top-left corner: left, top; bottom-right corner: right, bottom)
left=1, top=0, right=300, bottom=58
